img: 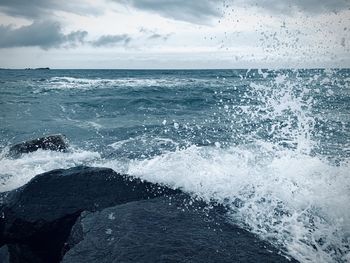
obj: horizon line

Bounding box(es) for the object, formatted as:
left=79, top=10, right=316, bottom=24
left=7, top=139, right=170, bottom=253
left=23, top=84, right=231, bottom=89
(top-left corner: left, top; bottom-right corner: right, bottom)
left=1, top=67, right=349, bottom=70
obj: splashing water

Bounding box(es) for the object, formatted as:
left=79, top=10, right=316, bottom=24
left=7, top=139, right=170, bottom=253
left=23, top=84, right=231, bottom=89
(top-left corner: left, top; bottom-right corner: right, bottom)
left=0, top=148, right=101, bottom=192
left=123, top=70, right=350, bottom=262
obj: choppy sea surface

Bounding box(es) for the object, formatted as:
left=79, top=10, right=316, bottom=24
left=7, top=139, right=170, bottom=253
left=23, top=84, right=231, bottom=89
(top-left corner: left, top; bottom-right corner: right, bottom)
left=0, top=69, right=349, bottom=262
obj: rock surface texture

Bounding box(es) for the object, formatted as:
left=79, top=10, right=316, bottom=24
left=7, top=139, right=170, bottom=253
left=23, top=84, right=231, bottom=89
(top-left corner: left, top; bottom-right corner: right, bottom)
left=0, top=166, right=179, bottom=263
left=8, top=134, right=68, bottom=158
left=62, top=195, right=296, bottom=263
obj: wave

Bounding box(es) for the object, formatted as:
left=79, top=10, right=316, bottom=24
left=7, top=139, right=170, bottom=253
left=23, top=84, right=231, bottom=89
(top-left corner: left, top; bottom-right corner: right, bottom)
left=0, top=148, right=101, bottom=193
left=31, top=76, right=222, bottom=92
left=124, top=144, right=350, bottom=263
left=1, top=143, right=348, bottom=262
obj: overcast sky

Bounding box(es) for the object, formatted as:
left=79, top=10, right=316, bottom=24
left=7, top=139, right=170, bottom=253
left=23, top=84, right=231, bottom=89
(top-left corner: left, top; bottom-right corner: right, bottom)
left=0, top=0, right=349, bottom=69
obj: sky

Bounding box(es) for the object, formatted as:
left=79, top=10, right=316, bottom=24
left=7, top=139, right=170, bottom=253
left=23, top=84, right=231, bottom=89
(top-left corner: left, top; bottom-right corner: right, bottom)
left=0, top=0, right=349, bottom=69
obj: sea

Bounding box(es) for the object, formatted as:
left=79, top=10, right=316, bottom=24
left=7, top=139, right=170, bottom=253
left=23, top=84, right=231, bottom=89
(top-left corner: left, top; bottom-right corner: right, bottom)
left=0, top=69, right=349, bottom=262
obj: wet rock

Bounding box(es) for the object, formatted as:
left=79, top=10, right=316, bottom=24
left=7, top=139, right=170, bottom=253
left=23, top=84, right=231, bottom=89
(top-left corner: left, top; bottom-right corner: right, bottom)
left=63, top=195, right=296, bottom=263
left=0, top=166, right=179, bottom=263
left=8, top=134, right=68, bottom=158
left=7, top=244, right=44, bottom=263
left=0, top=245, right=10, bottom=263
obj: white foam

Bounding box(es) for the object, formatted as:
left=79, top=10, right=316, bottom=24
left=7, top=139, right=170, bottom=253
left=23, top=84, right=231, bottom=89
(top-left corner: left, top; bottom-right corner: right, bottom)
left=121, top=71, right=348, bottom=262
left=124, top=143, right=350, bottom=263
left=32, top=76, right=213, bottom=91
left=108, top=136, right=179, bottom=151
left=1, top=141, right=347, bottom=262
left=0, top=149, right=101, bottom=192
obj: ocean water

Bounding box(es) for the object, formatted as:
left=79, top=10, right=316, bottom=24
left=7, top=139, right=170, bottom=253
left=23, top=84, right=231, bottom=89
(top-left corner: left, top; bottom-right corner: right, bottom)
left=0, top=69, right=349, bottom=262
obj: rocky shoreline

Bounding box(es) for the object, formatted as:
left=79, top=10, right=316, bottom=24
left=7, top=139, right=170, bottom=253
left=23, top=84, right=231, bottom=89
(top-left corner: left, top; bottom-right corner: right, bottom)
left=0, top=136, right=297, bottom=263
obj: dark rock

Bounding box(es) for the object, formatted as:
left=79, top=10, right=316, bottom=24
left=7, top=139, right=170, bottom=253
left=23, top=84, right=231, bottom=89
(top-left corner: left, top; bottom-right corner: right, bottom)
left=7, top=244, right=44, bottom=263
left=0, top=166, right=179, bottom=263
left=8, top=134, right=68, bottom=158
left=62, top=195, right=296, bottom=263
left=0, top=245, right=10, bottom=263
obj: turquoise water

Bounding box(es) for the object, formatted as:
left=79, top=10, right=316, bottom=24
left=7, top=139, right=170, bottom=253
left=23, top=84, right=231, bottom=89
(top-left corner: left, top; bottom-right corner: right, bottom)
left=0, top=69, right=349, bottom=262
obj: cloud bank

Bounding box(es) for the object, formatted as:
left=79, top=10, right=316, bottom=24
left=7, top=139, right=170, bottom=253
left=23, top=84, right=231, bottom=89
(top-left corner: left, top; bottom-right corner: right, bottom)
left=119, top=0, right=220, bottom=24
left=91, top=34, right=131, bottom=47
left=0, top=0, right=100, bottom=19
left=234, top=0, right=350, bottom=14
left=0, top=21, right=87, bottom=49
left=0, top=21, right=135, bottom=49
left=1, top=0, right=348, bottom=24
left=118, top=0, right=350, bottom=23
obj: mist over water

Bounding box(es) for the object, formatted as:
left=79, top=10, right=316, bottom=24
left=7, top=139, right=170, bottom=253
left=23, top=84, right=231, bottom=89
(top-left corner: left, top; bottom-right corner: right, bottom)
left=0, top=69, right=349, bottom=262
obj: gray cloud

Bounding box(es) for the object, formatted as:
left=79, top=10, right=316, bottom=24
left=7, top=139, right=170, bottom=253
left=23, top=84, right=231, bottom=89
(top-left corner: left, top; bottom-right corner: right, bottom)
left=0, top=21, right=87, bottom=49
left=139, top=28, right=172, bottom=41
left=119, top=0, right=220, bottom=24
left=91, top=34, right=131, bottom=47
left=0, top=21, right=133, bottom=50
left=0, top=0, right=101, bottom=19
left=148, top=33, right=171, bottom=41
left=1, top=0, right=348, bottom=23
left=119, top=0, right=350, bottom=23
left=233, top=0, right=350, bottom=14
